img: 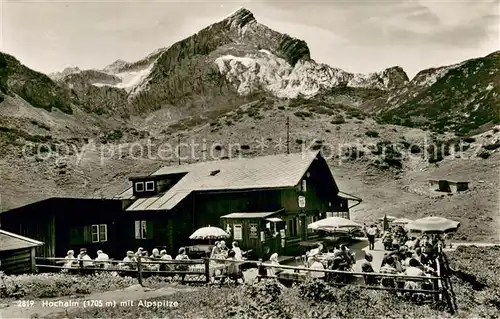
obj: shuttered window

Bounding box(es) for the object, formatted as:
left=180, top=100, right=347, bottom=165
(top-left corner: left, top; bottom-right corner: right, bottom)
left=91, top=225, right=99, bottom=243
left=70, top=224, right=107, bottom=244
left=99, top=224, right=107, bottom=242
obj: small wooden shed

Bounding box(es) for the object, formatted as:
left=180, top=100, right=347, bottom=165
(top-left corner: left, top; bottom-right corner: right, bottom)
left=0, top=229, right=44, bottom=274
left=428, top=179, right=469, bottom=193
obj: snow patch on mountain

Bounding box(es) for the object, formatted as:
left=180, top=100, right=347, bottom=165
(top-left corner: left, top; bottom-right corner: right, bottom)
left=214, top=51, right=398, bottom=98
left=92, top=64, right=154, bottom=92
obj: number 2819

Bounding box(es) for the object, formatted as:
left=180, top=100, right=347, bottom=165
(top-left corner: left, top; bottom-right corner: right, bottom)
left=18, top=300, right=35, bottom=307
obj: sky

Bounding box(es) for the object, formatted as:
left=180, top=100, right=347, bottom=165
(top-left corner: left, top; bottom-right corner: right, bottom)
left=0, top=0, right=499, bottom=79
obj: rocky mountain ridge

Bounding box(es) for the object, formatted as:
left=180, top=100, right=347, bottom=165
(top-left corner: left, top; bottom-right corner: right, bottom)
left=1, top=7, right=498, bottom=137
left=45, top=8, right=408, bottom=116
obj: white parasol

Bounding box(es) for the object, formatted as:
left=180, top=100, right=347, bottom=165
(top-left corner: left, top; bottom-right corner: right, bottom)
left=392, top=218, right=413, bottom=225
left=189, top=226, right=230, bottom=240
left=307, top=217, right=361, bottom=231
left=405, top=216, right=460, bottom=233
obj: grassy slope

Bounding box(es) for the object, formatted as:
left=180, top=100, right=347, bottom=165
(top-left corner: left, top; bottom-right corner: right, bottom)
left=377, top=51, right=500, bottom=135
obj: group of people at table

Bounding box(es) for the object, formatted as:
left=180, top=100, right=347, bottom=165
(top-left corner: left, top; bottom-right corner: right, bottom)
left=59, top=247, right=189, bottom=272
left=58, top=241, right=247, bottom=281
left=360, top=226, right=443, bottom=294
left=265, top=225, right=442, bottom=295
left=264, top=243, right=356, bottom=279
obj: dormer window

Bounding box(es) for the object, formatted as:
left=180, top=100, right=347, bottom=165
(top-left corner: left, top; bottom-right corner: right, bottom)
left=135, top=182, right=144, bottom=192
left=145, top=181, right=155, bottom=191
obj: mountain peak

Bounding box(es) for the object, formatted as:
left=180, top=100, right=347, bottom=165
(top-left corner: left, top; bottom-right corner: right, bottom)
left=103, top=59, right=129, bottom=73
left=220, top=7, right=256, bottom=29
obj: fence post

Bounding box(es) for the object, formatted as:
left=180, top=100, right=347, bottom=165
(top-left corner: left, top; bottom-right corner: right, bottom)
left=204, top=258, right=210, bottom=283
left=79, top=258, right=84, bottom=276
left=257, top=259, right=263, bottom=282
left=137, top=255, right=143, bottom=287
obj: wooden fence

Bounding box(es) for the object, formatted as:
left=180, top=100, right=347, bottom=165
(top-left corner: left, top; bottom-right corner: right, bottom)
left=254, top=259, right=444, bottom=302
left=35, top=254, right=452, bottom=311
left=35, top=256, right=211, bottom=284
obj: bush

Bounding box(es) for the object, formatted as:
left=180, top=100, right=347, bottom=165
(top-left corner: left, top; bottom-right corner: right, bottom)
left=483, top=142, right=500, bottom=151
left=369, top=141, right=403, bottom=168
left=331, top=115, right=346, bottom=124
left=294, top=111, right=313, bottom=118
left=0, top=272, right=137, bottom=299
left=463, top=137, right=476, bottom=143
left=297, top=279, right=337, bottom=302
left=64, top=280, right=449, bottom=319
left=365, top=131, right=379, bottom=138
left=478, top=151, right=491, bottom=159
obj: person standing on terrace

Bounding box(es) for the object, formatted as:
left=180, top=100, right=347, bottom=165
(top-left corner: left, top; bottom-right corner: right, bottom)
left=367, top=225, right=377, bottom=250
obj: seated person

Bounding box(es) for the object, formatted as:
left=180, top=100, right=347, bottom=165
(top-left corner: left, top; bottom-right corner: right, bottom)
left=267, top=253, right=282, bottom=277
left=95, top=250, right=110, bottom=269
left=412, top=247, right=428, bottom=266
left=210, top=241, right=221, bottom=259
left=231, top=242, right=246, bottom=261
left=226, top=250, right=244, bottom=283
left=60, top=250, right=77, bottom=272
left=403, top=258, right=425, bottom=290
left=175, top=247, right=190, bottom=271
left=219, top=241, right=229, bottom=254
left=339, top=244, right=355, bottom=266
left=308, top=255, right=326, bottom=279
left=361, top=253, right=377, bottom=285
left=401, top=251, right=414, bottom=269
left=77, top=248, right=94, bottom=268
left=159, top=249, right=173, bottom=271
left=380, top=256, right=398, bottom=287
left=405, top=237, right=417, bottom=251
left=307, top=243, right=324, bottom=264
left=392, top=255, right=404, bottom=273
left=121, top=251, right=137, bottom=270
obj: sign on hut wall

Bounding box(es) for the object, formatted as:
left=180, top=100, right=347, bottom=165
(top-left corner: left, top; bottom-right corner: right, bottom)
left=249, top=224, right=258, bottom=239
left=298, top=196, right=306, bottom=208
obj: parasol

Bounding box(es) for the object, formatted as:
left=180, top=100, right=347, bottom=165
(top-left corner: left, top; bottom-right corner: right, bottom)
left=392, top=218, right=413, bottom=225
left=377, top=215, right=398, bottom=222
left=405, top=216, right=460, bottom=233
left=189, top=226, right=230, bottom=240
left=307, top=217, right=361, bottom=232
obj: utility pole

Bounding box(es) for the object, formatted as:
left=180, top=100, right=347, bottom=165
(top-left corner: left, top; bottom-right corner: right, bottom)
left=177, top=135, right=181, bottom=165
left=286, top=116, right=290, bottom=154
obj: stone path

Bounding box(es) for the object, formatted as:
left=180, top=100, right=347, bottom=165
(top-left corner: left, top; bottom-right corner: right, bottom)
left=353, top=239, right=386, bottom=272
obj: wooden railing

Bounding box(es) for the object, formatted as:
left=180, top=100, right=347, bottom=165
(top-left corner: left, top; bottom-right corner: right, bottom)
left=253, top=258, right=443, bottom=300
left=35, top=256, right=211, bottom=285
left=35, top=254, right=454, bottom=311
